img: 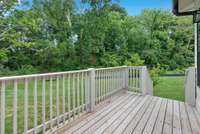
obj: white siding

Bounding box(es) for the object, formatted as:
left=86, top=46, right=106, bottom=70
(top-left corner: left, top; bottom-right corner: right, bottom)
left=196, top=87, right=200, bottom=113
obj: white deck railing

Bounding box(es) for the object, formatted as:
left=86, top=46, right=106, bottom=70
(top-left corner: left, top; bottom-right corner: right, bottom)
left=95, top=67, right=126, bottom=105
left=185, top=67, right=196, bottom=106
left=128, top=66, right=142, bottom=92
left=0, top=66, right=153, bottom=134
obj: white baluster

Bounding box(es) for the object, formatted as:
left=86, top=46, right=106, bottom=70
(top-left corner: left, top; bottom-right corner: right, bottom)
left=1, top=81, right=5, bottom=134
left=13, top=80, right=18, bottom=134
left=42, top=77, right=46, bottom=133
left=77, top=73, right=80, bottom=116
left=24, top=78, right=29, bottom=134
left=62, top=75, right=66, bottom=122
left=68, top=74, right=71, bottom=122
left=50, top=77, right=53, bottom=129
left=56, top=76, right=60, bottom=125
left=34, top=78, right=38, bottom=133
left=72, top=74, right=76, bottom=119
left=81, top=72, right=84, bottom=112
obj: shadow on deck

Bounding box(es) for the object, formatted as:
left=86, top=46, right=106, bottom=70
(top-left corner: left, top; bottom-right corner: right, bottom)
left=54, top=91, right=200, bottom=134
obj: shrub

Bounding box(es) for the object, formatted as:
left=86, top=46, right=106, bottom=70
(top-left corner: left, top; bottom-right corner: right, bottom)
left=18, top=65, right=38, bottom=75
left=125, top=53, right=144, bottom=66
left=149, top=66, right=162, bottom=86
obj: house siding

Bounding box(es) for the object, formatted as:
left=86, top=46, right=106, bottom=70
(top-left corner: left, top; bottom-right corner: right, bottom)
left=197, top=87, right=200, bottom=113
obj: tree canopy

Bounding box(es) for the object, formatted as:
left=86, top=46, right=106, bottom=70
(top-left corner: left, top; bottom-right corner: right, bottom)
left=0, top=0, right=194, bottom=75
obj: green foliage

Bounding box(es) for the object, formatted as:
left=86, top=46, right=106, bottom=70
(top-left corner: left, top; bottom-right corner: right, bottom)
left=150, top=66, right=162, bottom=86
left=0, top=0, right=18, bottom=17
left=0, top=49, right=8, bottom=65
left=18, top=65, right=38, bottom=74
left=125, top=54, right=144, bottom=66
left=0, top=1, right=195, bottom=75
left=100, top=53, right=120, bottom=67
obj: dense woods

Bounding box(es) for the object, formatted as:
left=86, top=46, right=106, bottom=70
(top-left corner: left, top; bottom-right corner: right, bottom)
left=0, top=0, right=194, bottom=76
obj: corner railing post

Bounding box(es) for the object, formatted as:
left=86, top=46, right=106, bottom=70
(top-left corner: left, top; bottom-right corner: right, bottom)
left=124, top=66, right=129, bottom=90
left=140, top=66, right=147, bottom=95
left=88, top=68, right=95, bottom=112
left=185, top=67, right=196, bottom=106
left=140, top=66, right=153, bottom=95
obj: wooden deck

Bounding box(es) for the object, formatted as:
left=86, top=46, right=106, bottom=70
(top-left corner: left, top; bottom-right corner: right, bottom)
left=55, top=91, right=200, bottom=134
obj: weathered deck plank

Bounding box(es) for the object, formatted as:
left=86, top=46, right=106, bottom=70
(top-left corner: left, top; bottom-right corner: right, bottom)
left=163, top=100, right=173, bottom=134
left=63, top=93, right=130, bottom=134
left=102, top=96, right=149, bottom=134
left=142, top=97, right=162, bottom=134
left=122, top=96, right=154, bottom=134
left=54, top=91, right=200, bottom=134
left=152, top=99, right=167, bottom=134
left=93, top=96, right=143, bottom=134
left=131, top=97, right=158, bottom=134
left=113, top=96, right=153, bottom=134
left=179, top=102, right=192, bottom=134
left=172, top=101, right=182, bottom=134
left=69, top=94, right=134, bottom=134
left=82, top=95, right=140, bottom=134
left=185, top=104, right=200, bottom=134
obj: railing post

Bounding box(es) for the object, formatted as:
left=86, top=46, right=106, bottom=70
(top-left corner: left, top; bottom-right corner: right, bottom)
left=185, top=67, right=196, bottom=106
left=140, top=66, right=153, bottom=95
left=140, top=66, right=147, bottom=95
left=124, top=66, right=129, bottom=90
left=88, top=68, right=95, bottom=112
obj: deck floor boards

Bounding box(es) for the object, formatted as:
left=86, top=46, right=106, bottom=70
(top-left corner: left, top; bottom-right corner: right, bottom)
left=55, top=92, right=200, bottom=134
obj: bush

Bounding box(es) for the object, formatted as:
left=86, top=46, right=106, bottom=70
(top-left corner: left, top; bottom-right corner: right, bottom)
left=0, top=49, right=8, bottom=65
left=100, top=53, right=120, bottom=67
left=18, top=65, right=38, bottom=75
left=149, top=66, right=162, bottom=86
left=125, top=53, right=144, bottom=66
left=0, top=67, right=18, bottom=76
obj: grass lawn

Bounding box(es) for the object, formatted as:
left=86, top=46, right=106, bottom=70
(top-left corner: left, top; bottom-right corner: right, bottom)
left=154, top=76, right=185, bottom=101
left=3, top=77, right=91, bottom=134
left=3, top=75, right=185, bottom=133
left=3, top=76, right=121, bottom=134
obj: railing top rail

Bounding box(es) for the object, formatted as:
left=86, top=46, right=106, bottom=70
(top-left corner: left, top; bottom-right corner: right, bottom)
left=95, top=66, right=144, bottom=71
left=128, top=66, right=144, bottom=69
left=0, top=69, right=90, bottom=81
left=95, top=66, right=127, bottom=71
left=0, top=66, right=146, bottom=81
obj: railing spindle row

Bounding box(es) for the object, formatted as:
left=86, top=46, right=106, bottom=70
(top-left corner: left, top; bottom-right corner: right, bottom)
left=0, top=66, right=150, bottom=134
left=95, top=67, right=129, bottom=104
left=128, top=67, right=142, bottom=92
left=0, top=70, right=90, bottom=134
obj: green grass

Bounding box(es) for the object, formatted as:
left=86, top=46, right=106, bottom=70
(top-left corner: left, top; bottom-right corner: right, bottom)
left=3, top=75, right=185, bottom=133
left=154, top=76, right=185, bottom=101
left=3, top=76, right=120, bottom=134
left=4, top=78, right=82, bottom=134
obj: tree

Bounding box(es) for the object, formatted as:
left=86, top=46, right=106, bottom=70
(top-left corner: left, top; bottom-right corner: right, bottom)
left=0, top=1, right=195, bottom=75
left=0, top=0, right=18, bottom=17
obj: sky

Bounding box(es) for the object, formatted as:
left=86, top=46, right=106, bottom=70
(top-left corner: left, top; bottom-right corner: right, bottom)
left=116, top=0, right=172, bottom=16
left=75, top=0, right=172, bottom=16
left=20, top=0, right=173, bottom=16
